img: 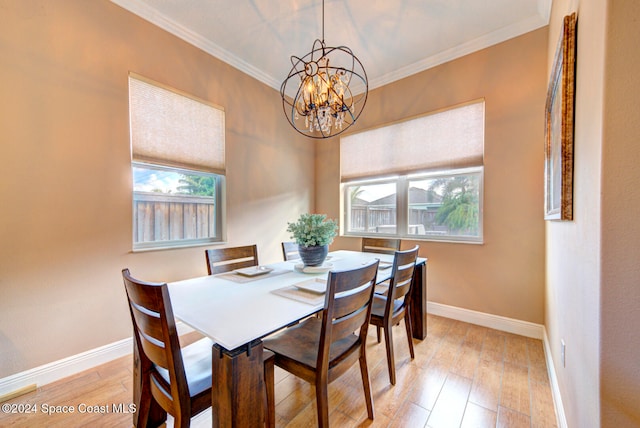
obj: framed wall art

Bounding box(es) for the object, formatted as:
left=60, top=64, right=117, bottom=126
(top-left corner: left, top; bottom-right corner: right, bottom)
left=545, top=12, right=577, bottom=220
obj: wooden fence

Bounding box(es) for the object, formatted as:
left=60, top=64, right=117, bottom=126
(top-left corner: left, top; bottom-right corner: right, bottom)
left=133, top=192, right=216, bottom=244
left=350, top=205, right=438, bottom=234
left=350, top=206, right=396, bottom=232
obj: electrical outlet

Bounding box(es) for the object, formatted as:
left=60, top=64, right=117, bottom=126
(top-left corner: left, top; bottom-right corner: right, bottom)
left=561, top=339, right=566, bottom=367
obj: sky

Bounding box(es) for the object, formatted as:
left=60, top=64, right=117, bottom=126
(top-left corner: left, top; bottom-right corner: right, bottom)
left=132, top=166, right=182, bottom=193
left=350, top=179, right=434, bottom=202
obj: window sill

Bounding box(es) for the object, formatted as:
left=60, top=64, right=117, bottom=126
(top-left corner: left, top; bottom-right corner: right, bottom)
left=131, top=240, right=225, bottom=253
left=342, top=234, right=483, bottom=245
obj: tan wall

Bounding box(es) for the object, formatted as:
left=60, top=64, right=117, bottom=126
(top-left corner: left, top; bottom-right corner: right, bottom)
left=600, top=0, right=640, bottom=425
left=546, top=0, right=640, bottom=425
left=0, top=0, right=314, bottom=378
left=318, top=29, right=548, bottom=324
left=545, top=0, right=604, bottom=425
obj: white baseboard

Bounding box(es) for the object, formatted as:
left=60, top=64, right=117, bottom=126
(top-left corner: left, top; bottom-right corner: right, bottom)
left=426, top=301, right=545, bottom=339
left=543, top=329, right=568, bottom=428
left=0, top=337, right=133, bottom=398
left=0, top=322, right=195, bottom=398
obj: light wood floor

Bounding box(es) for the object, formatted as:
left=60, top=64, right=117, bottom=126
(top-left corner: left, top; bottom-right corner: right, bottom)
left=0, top=315, right=558, bottom=427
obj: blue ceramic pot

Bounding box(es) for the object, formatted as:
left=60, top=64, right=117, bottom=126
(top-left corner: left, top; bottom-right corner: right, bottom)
left=298, top=245, right=328, bottom=267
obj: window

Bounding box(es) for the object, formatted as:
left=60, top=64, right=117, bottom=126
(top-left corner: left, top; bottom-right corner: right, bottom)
left=341, top=100, right=484, bottom=243
left=344, top=179, right=397, bottom=234
left=343, top=168, right=482, bottom=241
left=129, top=74, right=225, bottom=249
left=132, top=163, right=223, bottom=249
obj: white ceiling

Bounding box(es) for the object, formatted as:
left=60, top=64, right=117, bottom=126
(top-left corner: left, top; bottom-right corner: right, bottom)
left=111, top=0, right=550, bottom=92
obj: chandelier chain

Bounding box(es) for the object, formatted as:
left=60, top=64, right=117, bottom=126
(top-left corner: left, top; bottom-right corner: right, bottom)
left=321, top=0, right=325, bottom=43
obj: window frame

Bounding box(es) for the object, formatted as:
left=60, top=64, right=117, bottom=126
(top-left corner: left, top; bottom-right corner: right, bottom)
left=132, top=162, right=226, bottom=251
left=342, top=166, right=484, bottom=244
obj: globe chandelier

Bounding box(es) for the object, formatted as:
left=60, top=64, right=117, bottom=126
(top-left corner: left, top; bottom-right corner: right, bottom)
left=280, top=0, right=368, bottom=139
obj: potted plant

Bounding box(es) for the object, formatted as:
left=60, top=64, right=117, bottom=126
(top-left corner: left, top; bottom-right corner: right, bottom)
left=287, top=213, right=338, bottom=266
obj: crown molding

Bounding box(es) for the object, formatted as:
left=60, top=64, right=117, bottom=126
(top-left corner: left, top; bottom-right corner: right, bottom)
left=110, top=0, right=280, bottom=90
left=369, top=12, right=549, bottom=90
left=111, top=0, right=550, bottom=93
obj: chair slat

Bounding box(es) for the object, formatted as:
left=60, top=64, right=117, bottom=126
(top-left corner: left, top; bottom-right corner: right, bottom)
left=150, top=373, right=177, bottom=415
left=205, top=245, right=259, bottom=275
left=332, top=286, right=372, bottom=318
left=138, top=332, right=169, bottom=369
left=331, top=306, right=369, bottom=341
left=361, top=238, right=401, bottom=255
left=130, top=303, right=165, bottom=343
left=281, top=242, right=300, bottom=261
left=394, top=282, right=412, bottom=304
left=125, top=280, right=163, bottom=314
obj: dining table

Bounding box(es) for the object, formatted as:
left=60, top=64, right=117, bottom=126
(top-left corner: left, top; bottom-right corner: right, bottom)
left=133, top=250, right=427, bottom=427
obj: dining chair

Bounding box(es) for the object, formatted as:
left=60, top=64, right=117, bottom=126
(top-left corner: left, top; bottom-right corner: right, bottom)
left=122, top=269, right=275, bottom=428
left=281, top=241, right=300, bottom=261
left=362, top=238, right=401, bottom=295
left=368, top=245, right=419, bottom=385
left=263, top=260, right=379, bottom=428
left=205, top=245, right=259, bottom=275
left=361, top=237, right=401, bottom=255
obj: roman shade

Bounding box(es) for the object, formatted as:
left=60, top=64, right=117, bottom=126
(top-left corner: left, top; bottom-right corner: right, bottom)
left=340, top=100, right=484, bottom=181
left=129, top=74, right=225, bottom=174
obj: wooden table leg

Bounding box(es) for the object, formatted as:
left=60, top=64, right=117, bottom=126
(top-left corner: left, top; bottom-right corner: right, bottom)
left=409, top=261, right=428, bottom=340
left=212, top=340, right=265, bottom=428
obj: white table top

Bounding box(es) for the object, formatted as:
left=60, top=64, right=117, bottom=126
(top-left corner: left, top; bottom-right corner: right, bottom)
left=168, top=250, right=395, bottom=351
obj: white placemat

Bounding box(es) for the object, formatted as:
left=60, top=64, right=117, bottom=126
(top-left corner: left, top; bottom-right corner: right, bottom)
left=216, top=268, right=290, bottom=283
left=272, top=285, right=326, bottom=306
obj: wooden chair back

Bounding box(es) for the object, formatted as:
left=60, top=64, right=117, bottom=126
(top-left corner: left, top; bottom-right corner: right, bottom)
left=122, top=269, right=189, bottom=419
left=319, top=260, right=379, bottom=378
left=368, top=246, right=419, bottom=385
left=386, top=246, right=420, bottom=314
left=361, top=237, right=401, bottom=255
left=262, top=260, right=379, bottom=426
left=205, top=245, right=258, bottom=275
left=281, top=241, right=300, bottom=261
